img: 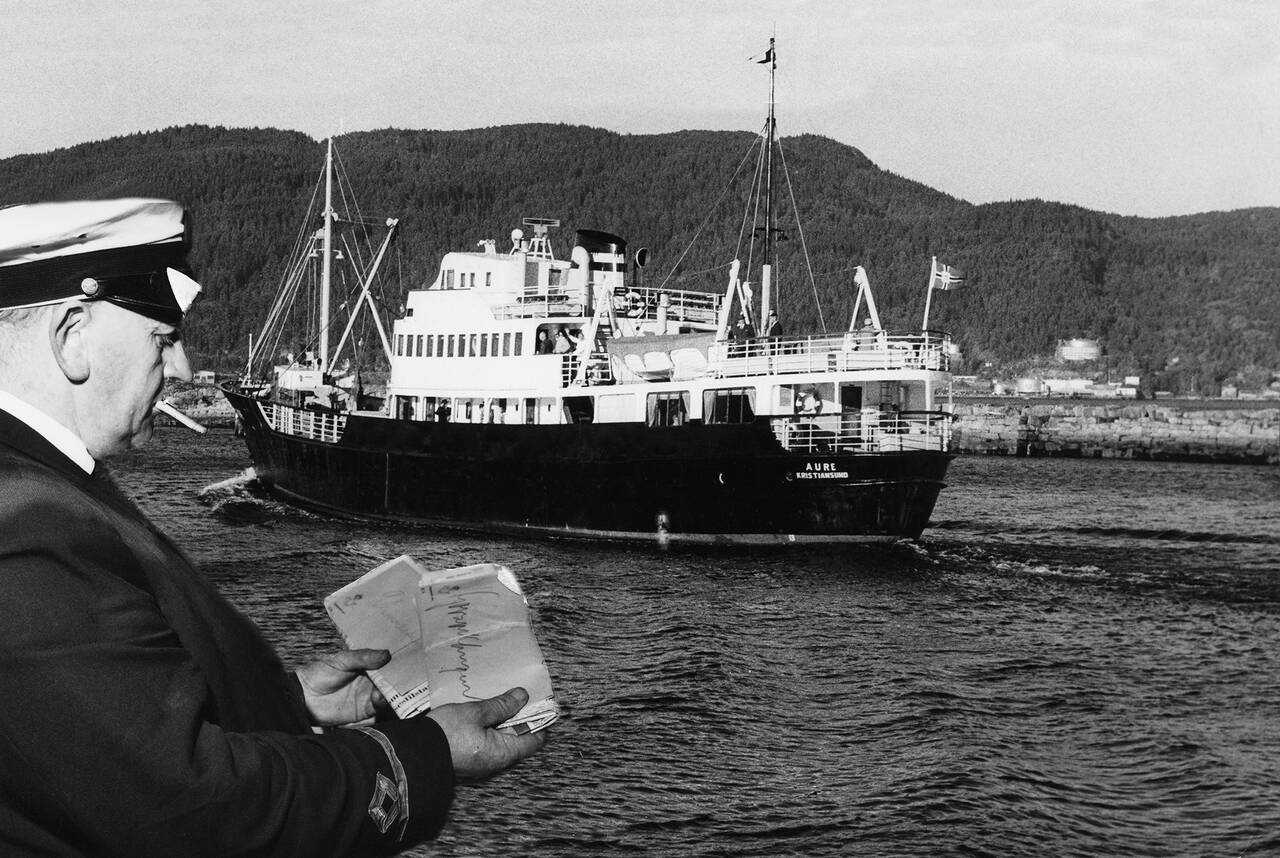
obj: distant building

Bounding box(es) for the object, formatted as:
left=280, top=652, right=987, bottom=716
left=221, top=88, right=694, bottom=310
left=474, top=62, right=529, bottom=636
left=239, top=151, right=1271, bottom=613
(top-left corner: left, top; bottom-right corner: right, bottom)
left=1056, top=338, right=1101, bottom=362
left=1043, top=377, right=1093, bottom=395
left=193, top=370, right=217, bottom=385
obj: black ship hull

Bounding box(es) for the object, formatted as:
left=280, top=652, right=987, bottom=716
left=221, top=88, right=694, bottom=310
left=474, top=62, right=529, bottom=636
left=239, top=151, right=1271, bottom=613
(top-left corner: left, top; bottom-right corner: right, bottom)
left=225, top=390, right=952, bottom=545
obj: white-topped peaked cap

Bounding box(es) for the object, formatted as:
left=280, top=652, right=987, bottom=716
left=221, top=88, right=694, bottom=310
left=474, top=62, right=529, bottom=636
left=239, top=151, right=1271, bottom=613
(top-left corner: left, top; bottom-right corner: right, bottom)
left=0, top=198, right=201, bottom=325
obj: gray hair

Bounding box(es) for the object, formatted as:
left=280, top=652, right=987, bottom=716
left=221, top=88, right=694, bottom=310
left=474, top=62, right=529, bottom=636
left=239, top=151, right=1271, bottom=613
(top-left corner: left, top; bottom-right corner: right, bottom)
left=0, top=305, right=49, bottom=366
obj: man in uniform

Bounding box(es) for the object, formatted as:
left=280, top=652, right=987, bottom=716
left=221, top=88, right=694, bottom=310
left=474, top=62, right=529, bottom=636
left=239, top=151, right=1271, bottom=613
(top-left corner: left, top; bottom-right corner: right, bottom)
left=0, top=199, right=545, bottom=856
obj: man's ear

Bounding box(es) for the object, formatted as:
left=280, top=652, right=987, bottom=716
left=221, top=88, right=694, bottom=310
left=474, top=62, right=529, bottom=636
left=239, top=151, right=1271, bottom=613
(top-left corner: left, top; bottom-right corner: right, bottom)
left=49, top=302, right=91, bottom=383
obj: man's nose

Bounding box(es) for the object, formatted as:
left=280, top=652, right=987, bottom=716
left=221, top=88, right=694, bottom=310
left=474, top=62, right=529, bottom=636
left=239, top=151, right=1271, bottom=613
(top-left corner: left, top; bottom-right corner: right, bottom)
left=165, top=340, right=193, bottom=382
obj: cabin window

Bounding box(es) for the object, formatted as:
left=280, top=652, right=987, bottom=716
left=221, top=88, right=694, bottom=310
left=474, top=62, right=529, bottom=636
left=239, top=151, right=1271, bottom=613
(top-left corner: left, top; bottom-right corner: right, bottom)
left=469, top=334, right=478, bottom=356
left=490, top=333, right=499, bottom=356
left=395, top=395, right=415, bottom=420
left=563, top=396, right=594, bottom=425
left=416, top=335, right=424, bottom=357
left=444, top=269, right=455, bottom=289
left=426, top=336, right=435, bottom=357
left=524, top=397, right=537, bottom=425
left=503, top=333, right=512, bottom=356
left=514, top=332, right=524, bottom=355
left=447, top=335, right=456, bottom=357
left=436, top=335, right=444, bottom=357
left=469, top=273, right=476, bottom=288
left=704, top=387, right=756, bottom=424
left=646, top=391, right=690, bottom=427
left=479, top=334, right=489, bottom=357
left=486, top=272, right=492, bottom=288
left=595, top=394, right=636, bottom=423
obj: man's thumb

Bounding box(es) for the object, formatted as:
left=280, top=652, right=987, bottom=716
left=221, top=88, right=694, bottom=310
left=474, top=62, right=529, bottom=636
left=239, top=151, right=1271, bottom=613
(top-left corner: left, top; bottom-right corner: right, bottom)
left=332, top=649, right=392, bottom=671
left=475, top=687, right=529, bottom=727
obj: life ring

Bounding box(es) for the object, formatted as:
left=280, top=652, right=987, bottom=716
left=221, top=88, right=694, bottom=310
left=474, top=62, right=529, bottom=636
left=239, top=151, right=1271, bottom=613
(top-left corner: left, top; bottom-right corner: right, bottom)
left=794, top=389, right=822, bottom=416
left=624, top=291, right=645, bottom=318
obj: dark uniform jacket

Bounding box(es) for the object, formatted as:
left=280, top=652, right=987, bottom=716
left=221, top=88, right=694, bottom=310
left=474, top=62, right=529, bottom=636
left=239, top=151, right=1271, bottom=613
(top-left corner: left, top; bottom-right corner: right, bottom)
left=0, top=410, right=454, bottom=856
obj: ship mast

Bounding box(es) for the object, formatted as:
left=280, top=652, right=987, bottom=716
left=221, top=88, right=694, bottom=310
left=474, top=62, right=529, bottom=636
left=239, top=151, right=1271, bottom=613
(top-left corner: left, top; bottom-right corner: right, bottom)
left=319, top=137, right=335, bottom=373
left=760, top=36, right=777, bottom=325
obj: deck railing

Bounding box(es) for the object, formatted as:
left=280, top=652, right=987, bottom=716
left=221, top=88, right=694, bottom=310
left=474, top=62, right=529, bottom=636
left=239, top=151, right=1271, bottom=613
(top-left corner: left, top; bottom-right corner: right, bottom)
left=493, top=291, right=588, bottom=319
left=494, top=285, right=724, bottom=325
left=770, top=409, right=952, bottom=454
left=258, top=401, right=346, bottom=444
left=614, top=286, right=722, bottom=326
left=711, top=331, right=951, bottom=378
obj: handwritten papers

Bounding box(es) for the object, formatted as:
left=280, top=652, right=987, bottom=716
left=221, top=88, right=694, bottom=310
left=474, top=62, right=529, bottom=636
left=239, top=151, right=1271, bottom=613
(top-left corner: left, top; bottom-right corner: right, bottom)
left=325, top=556, right=559, bottom=734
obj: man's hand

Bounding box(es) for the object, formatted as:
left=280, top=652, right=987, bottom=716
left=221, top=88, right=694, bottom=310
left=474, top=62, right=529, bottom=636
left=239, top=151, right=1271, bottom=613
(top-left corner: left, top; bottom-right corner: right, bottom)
left=296, top=649, right=390, bottom=727
left=427, top=687, right=547, bottom=783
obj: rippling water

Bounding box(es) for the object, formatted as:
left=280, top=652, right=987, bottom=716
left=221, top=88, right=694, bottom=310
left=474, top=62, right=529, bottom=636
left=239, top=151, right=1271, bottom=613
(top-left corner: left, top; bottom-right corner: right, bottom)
left=110, top=428, right=1280, bottom=857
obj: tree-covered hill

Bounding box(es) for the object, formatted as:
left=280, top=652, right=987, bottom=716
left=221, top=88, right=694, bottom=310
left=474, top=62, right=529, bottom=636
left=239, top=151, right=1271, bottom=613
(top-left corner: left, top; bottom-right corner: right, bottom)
left=1, top=124, right=1275, bottom=393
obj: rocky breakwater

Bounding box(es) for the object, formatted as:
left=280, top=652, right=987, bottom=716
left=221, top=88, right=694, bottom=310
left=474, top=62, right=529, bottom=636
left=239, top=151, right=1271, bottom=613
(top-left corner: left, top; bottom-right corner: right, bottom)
left=157, top=384, right=238, bottom=429
left=953, top=400, right=1280, bottom=465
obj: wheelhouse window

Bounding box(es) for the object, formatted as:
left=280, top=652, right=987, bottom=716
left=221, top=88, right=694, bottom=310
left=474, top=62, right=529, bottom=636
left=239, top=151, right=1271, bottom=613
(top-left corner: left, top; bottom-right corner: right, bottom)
left=704, top=387, right=756, bottom=424
left=646, top=391, right=690, bottom=427
left=444, top=269, right=455, bottom=289
left=447, top=335, right=456, bottom=357
left=395, top=334, right=404, bottom=356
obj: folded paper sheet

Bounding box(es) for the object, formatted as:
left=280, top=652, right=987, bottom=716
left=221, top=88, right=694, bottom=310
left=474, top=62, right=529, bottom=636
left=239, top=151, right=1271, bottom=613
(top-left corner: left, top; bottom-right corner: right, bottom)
left=418, top=563, right=559, bottom=733
left=325, top=556, right=558, bottom=732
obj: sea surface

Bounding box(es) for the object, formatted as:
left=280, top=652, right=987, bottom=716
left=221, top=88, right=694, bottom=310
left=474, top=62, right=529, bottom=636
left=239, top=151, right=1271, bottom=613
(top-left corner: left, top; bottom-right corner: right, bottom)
left=111, top=427, right=1280, bottom=857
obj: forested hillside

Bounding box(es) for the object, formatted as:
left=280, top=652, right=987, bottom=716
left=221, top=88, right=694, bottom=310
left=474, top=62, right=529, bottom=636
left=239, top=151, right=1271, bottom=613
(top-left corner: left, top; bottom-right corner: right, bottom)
left=1, top=124, right=1275, bottom=394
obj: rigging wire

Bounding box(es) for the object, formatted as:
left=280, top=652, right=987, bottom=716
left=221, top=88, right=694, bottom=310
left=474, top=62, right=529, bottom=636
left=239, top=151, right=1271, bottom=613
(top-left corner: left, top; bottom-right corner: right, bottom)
left=738, top=123, right=769, bottom=290
left=655, top=138, right=762, bottom=293
left=777, top=137, right=826, bottom=333
left=253, top=163, right=326, bottom=376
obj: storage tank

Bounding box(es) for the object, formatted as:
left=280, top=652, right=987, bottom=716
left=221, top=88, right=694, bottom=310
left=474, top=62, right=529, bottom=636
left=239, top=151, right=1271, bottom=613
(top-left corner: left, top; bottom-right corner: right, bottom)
left=1015, top=377, right=1043, bottom=395
left=1056, top=338, right=1101, bottom=362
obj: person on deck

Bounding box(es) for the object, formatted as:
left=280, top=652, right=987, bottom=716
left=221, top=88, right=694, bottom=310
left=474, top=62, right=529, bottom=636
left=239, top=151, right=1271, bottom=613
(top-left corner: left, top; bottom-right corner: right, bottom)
left=0, top=199, right=545, bottom=857
left=763, top=309, right=782, bottom=339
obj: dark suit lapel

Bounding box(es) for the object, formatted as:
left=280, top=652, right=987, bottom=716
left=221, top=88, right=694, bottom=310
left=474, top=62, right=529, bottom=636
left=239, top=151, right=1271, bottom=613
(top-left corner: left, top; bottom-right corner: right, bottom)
left=0, top=408, right=308, bottom=732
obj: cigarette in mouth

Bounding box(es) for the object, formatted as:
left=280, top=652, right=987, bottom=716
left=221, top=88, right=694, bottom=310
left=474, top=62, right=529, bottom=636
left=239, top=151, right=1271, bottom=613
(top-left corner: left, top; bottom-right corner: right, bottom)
left=154, top=399, right=208, bottom=435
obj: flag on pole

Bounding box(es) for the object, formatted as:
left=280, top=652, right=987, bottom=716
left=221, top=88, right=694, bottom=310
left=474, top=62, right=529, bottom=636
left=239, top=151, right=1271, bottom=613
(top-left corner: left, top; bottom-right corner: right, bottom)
left=754, top=47, right=775, bottom=64
left=931, top=260, right=965, bottom=290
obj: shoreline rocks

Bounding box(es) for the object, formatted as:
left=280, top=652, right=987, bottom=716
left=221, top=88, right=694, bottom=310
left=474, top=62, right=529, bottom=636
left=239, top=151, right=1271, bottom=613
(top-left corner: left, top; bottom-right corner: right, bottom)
left=953, top=401, right=1280, bottom=465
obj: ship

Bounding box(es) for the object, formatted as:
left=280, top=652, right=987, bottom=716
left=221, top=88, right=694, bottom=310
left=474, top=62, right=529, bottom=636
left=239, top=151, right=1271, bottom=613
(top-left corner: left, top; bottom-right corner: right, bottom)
left=223, top=42, right=958, bottom=545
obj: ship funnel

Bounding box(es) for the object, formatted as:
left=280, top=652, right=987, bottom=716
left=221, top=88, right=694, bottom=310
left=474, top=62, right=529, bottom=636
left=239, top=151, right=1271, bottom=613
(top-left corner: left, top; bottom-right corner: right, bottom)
left=575, top=229, right=627, bottom=295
